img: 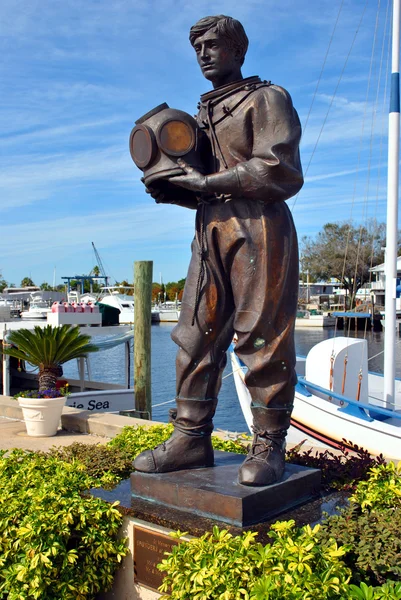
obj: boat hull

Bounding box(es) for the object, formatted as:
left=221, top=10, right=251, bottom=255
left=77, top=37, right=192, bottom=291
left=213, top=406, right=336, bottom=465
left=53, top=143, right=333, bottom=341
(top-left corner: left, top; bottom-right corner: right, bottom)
left=293, top=381, right=401, bottom=459
left=230, top=349, right=401, bottom=461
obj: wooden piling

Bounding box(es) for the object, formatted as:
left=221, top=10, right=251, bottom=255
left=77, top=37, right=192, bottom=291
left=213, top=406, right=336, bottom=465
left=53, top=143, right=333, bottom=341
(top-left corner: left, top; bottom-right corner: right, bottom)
left=134, top=261, right=153, bottom=419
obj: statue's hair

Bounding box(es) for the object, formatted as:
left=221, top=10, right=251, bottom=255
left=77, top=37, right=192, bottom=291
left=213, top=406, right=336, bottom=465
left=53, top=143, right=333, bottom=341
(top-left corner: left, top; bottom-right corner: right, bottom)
left=189, top=15, right=249, bottom=66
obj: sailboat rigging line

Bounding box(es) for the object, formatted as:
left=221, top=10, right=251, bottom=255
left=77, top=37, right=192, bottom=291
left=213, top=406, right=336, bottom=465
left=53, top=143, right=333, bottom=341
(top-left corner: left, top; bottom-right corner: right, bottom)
left=344, top=0, right=382, bottom=311
left=329, top=350, right=335, bottom=391
left=368, top=0, right=392, bottom=291
left=222, top=365, right=247, bottom=381
left=152, top=398, right=176, bottom=408
left=354, top=0, right=390, bottom=317
left=291, top=0, right=369, bottom=212
left=301, top=0, right=345, bottom=137
left=368, top=349, right=384, bottom=361
left=341, top=355, right=348, bottom=394
left=356, top=370, right=363, bottom=401
left=351, top=0, right=380, bottom=310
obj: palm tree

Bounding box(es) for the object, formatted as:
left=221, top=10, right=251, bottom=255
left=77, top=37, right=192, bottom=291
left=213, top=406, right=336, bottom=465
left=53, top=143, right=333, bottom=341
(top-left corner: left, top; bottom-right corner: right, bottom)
left=2, top=325, right=98, bottom=391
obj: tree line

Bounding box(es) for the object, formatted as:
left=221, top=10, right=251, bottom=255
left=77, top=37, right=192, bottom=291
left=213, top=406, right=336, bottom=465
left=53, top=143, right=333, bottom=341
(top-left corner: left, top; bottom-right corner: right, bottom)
left=301, top=219, right=401, bottom=303
left=0, top=275, right=187, bottom=303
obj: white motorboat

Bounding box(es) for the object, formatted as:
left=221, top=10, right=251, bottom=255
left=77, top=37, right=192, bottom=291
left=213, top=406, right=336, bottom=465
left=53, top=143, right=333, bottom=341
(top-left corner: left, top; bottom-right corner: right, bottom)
left=99, top=287, right=160, bottom=324
left=20, top=292, right=51, bottom=320
left=295, top=309, right=336, bottom=328
left=157, top=301, right=181, bottom=323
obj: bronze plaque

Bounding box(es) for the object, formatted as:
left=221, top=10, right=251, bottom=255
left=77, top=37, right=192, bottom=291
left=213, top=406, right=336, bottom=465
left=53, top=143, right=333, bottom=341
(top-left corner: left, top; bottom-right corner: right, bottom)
left=133, top=525, right=179, bottom=592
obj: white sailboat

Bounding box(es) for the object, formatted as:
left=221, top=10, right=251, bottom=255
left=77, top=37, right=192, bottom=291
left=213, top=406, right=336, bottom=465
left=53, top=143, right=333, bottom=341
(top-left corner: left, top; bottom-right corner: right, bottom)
left=230, top=0, right=401, bottom=461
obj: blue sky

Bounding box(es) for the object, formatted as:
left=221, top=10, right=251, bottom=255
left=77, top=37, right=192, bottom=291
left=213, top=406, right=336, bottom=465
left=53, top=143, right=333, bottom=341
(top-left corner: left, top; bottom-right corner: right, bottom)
left=0, top=0, right=396, bottom=287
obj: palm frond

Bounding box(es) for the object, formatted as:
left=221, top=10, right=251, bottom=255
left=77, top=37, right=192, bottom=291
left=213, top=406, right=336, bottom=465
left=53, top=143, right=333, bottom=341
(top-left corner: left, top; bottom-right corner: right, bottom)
left=1, top=325, right=98, bottom=368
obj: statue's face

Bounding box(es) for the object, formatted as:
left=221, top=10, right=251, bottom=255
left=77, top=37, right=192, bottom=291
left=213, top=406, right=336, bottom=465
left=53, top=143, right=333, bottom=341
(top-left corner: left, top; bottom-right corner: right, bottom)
left=193, top=29, right=241, bottom=86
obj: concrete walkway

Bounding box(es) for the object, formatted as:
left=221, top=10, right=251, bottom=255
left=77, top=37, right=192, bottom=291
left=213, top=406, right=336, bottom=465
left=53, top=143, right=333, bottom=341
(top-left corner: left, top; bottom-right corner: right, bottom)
left=0, top=416, right=110, bottom=451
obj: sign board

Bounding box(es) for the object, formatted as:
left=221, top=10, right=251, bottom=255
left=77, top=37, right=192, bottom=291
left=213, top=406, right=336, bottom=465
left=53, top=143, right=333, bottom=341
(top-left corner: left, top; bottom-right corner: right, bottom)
left=133, top=525, right=179, bottom=592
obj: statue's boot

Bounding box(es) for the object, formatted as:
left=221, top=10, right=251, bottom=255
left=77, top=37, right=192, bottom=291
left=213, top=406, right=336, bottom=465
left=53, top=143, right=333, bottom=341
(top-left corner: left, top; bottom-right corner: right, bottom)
left=238, top=405, right=292, bottom=486
left=133, top=398, right=217, bottom=473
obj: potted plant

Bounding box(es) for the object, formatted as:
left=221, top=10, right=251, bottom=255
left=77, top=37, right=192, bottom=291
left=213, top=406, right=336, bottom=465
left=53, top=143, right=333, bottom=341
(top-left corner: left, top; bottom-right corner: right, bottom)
left=2, top=325, right=98, bottom=437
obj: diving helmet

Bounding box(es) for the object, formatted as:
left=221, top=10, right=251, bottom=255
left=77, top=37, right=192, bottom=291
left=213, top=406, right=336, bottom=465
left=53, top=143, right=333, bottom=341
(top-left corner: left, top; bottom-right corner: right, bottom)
left=130, top=103, right=210, bottom=207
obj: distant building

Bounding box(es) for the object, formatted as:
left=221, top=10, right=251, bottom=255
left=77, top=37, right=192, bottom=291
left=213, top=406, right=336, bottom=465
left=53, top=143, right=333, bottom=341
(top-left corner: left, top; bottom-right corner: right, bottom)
left=3, top=286, right=40, bottom=294
left=2, top=288, right=64, bottom=303
left=365, top=256, right=401, bottom=310
left=363, top=256, right=401, bottom=310
left=298, top=280, right=338, bottom=305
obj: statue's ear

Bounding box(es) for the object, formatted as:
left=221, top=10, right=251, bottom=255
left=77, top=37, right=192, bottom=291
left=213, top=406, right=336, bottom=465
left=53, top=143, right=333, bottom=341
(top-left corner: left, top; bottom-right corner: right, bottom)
left=233, top=47, right=243, bottom=64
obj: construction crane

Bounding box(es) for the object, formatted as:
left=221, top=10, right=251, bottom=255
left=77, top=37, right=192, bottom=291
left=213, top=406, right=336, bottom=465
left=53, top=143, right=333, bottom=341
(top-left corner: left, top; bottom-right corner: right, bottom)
left=91, top=242, right=109, bottom=286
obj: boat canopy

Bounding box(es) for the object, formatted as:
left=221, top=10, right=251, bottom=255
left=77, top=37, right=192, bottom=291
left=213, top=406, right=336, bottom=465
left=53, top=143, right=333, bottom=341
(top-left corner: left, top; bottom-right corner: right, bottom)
left=332, top=312, right=371, bottom=318
left=93, top=330, right=134, bottom=351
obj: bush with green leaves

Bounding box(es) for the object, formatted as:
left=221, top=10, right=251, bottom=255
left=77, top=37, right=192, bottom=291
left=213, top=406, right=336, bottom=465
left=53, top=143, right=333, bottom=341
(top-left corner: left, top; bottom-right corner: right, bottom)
left=106, top=423, right=249, bottom=458
left=347, top=581, right=401, bottom=599
left=107, top=422, right=174, bottom=458
left=158, top=460, right=401, bottom=599
left=320, top=504, right=401, bottom=586
left=158, top=521, right=352, bottom=599
left=349, top=462, right=401, bottom=511
left=0, top=449, right=127, bottom=600
left=0, top=423, right=395, bottom=599
left=45, top=441, right=134, bottom=486
left=319, top=462, right=401, bottom=586
left=159, top=521, right=401, bottom=599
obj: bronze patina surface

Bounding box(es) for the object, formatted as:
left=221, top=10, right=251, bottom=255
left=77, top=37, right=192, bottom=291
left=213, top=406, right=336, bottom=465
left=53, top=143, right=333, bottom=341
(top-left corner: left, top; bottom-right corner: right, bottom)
left=131, top=15, right=305, bottom=487
left=131, top=451, right=320, bottom=527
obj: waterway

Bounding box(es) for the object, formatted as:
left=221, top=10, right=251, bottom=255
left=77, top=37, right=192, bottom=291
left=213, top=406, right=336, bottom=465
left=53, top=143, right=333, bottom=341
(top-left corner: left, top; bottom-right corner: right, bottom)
left=62, top=324, right=401, bottom=434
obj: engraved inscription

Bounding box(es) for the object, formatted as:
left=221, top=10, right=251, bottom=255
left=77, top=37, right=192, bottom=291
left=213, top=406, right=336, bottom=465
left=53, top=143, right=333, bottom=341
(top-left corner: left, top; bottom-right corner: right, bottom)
left=134, top=525, right=179, bottom=592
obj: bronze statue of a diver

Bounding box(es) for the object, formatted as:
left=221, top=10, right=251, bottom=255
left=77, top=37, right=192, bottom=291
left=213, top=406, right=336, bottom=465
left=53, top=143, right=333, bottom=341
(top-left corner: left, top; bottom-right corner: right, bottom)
left=132, top=15, right=303, bottom=486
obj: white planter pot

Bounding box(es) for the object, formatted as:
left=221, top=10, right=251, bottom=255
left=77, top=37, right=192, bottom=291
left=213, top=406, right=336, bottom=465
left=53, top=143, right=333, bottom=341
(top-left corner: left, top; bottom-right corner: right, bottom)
left=17, top=396, right=66, bottom=437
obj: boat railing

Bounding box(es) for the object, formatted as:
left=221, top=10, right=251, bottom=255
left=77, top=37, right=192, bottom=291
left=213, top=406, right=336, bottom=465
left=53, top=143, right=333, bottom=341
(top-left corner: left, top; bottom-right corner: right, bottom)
left=297, top=377, right=401, bottom=422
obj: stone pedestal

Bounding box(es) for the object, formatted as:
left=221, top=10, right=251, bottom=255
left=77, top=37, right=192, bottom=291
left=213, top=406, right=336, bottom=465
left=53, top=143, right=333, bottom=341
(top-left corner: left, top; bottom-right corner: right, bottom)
left=130, top=451, right=321, bottom=527
left=91, top=456, right=342, bottom=599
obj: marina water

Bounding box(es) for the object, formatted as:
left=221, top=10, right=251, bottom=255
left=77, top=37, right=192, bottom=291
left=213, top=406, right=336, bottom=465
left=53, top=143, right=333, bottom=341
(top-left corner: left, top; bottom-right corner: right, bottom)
left=62, top=325, right=401, bottom=434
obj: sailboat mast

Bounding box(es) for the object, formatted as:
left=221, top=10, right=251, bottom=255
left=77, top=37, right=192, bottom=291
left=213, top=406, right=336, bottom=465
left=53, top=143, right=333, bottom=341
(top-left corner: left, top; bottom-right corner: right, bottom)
left=384, top=0, right=400, bottom=407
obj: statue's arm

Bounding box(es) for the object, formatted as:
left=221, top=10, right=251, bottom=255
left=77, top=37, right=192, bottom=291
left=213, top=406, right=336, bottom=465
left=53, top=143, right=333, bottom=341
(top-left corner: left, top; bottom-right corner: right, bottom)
left=205, top=86, right=304, bottom=203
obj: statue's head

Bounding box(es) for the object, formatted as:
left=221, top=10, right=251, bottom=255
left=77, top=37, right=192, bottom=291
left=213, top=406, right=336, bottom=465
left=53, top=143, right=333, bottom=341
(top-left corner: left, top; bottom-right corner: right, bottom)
left=189, top=15, right=249, bottom=87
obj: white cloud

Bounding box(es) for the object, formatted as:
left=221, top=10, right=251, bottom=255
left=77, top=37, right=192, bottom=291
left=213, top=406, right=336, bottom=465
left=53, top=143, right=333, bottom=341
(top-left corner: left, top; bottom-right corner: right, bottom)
left=0, top=203, right=195, bottom=259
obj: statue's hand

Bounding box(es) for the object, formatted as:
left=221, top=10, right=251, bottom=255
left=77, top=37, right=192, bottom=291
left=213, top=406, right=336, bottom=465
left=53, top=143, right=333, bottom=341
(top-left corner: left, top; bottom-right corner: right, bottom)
left=141, top=178, right=165, bottom=203
left=171, top=159, right=207, bottom=192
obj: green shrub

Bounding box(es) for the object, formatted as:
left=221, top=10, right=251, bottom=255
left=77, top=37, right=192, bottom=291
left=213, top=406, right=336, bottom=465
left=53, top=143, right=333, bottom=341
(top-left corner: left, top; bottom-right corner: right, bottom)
left=0, top=449, right=127, bottom=599
left=45, top=442, right=133, bottom=486
left=349, top=462, right=401, bottom=511
left=212, top=433, right=248, bottom=454
left=107, top=423, right=174, bottom=459
left=320, top=505, right=401, bottom=585
left=158, top=521, right=351, bottom=599
left=319, top=463, right=401, bottom=586
left=347, top=581, right=401, bottom=599
left=107, top=424, right=249, bottom=458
